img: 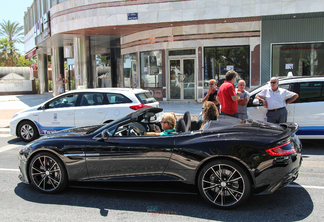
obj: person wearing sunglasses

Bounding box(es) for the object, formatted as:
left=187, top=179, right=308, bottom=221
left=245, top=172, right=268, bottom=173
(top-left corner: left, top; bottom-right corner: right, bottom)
left=136, top=112, right=176, bottom=136
left=202, top=79, right=219, bottom=109
left=255, top=77, right=299, bottom=123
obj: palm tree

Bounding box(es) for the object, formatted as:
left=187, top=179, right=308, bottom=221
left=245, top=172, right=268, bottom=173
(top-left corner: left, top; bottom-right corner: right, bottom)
left=0, top=20, right=24, bottom=44
left=0, top=38, right=20, bottom=66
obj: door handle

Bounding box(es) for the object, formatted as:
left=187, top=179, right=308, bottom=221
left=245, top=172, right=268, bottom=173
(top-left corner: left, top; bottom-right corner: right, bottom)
left=98, top=110, right=104, bottom=113
left=67, top=112, right=74, bottom=115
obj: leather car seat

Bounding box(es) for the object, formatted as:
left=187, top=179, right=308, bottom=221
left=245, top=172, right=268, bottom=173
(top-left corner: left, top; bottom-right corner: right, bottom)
left=183, top=111, right=191, bottom=132
left=176, top=118, right=186, bottom=133
left=93, top=94, right=101, bottom=105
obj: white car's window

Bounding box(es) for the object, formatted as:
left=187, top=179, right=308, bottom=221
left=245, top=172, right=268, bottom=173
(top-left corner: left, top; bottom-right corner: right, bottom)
left=279, top=84, right=290, bottom=90
left=80, top=93, right=104, bottom=106
left=106, top=93, right=132, bottom=104
left=136, top=92, right=157, bottom=104
left=298, top=82, right=324, bottom=103
left=47, top=94, right=78, bottom=109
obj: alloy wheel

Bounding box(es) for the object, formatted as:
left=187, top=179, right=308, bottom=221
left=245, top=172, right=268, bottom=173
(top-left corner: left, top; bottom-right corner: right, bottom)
left=30, top=155, right=62, bottom=192
left=200, top=163, right=247, bottom=208
left=20, top=123, right=34, bottom=140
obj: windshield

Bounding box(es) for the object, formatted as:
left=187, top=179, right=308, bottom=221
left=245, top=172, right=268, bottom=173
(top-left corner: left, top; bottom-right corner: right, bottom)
left=249, top=82, right=269, bottom=93
left=91, top=112, right=134, bottom=135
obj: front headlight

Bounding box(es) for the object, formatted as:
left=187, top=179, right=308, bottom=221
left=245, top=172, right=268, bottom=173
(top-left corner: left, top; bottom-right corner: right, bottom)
left=20, top=144, right=32, bottom=154
left=12, top=114, right=18, bottom=119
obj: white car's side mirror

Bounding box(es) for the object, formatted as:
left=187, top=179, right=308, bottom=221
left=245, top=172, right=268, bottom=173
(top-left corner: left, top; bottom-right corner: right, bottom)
left=253, top=98, right=260, bottom=105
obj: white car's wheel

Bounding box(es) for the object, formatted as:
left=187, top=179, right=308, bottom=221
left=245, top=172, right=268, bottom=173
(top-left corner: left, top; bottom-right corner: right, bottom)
left=18, top=121, right=39, bottom=142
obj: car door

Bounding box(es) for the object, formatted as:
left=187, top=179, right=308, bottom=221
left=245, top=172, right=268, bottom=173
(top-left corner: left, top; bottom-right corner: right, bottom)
left=74, top=92, right=108, bottom=127
left=293, top=81, right=324, bottom=137
left=37, top=93, right=78, bottom=134
left=247, top=83, right=295, bottom=123
left=85, top=130, right=174, bottom=180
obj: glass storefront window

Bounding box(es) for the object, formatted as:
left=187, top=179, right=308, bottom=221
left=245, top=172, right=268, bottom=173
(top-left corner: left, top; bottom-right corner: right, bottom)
left=140, top=51, right=162, bottom=88
left=123, top=53, right=137, bottom=88
left=169, top=49, right=195, bottom=56
left=96, top=55, right=111, bottom=88
left=272, top=42, right=324, bottom=77
left=204, top=46, right=250, bottom=88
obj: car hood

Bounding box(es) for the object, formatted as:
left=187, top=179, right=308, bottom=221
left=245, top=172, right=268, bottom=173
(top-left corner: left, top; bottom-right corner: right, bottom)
left=14, top=105, right=42, bottom=115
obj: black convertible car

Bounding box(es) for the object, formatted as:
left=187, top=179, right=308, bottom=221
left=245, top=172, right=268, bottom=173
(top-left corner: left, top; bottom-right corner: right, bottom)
left=18, top=107, right=302, bottom=209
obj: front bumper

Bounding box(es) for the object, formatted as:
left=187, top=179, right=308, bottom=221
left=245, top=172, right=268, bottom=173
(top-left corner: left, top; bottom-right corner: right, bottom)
left=18, top=151, right=29, bottom=184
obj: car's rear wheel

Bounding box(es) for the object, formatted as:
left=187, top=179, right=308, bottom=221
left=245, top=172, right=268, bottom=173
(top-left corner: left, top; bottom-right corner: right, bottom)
left=198, top=159, right=251, bottom=209
left=18, top=120, right=39, bottom=142
left=29, top=152, right=68, bottom=193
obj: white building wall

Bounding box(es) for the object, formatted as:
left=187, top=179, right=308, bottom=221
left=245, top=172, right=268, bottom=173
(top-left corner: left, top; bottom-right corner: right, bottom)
left=49, top=0, right=324, bottom=35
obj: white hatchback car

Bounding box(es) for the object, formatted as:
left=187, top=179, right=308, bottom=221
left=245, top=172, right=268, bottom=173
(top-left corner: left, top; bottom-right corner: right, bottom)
left=247, top=76, right=324, bottom=139
left=10, top=88, right=160, bottom=142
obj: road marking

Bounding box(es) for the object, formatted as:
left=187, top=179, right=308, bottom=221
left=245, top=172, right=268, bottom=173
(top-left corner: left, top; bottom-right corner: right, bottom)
left=0, top=144, right=22, bottom=153
left=286, top=184, right=324, bottom=189
left=0, top=168, right=19, bottom=172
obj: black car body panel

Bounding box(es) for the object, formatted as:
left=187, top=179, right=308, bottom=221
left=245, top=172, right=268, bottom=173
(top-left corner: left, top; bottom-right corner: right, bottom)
left=18, top=107, right=302, bottom=209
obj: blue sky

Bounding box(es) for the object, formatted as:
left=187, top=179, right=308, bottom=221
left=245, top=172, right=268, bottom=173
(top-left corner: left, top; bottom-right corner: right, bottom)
left=0, top=0, right=33, bottom=54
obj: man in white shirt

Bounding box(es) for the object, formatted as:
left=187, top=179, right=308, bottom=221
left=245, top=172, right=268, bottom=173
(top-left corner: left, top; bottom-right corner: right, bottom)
left=255, top=77, right=299, bottom=123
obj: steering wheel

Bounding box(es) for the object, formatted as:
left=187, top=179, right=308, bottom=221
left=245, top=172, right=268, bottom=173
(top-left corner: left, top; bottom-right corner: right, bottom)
left=127, top=123, right=146, bottom=136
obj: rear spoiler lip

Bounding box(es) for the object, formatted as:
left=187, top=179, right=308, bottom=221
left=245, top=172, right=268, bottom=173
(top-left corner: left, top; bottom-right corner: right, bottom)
left=275, top=122, right=300, bottom=142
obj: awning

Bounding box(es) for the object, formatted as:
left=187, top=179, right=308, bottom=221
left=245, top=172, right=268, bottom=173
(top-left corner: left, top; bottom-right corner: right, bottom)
left=25, top=48, right=37, bottom=60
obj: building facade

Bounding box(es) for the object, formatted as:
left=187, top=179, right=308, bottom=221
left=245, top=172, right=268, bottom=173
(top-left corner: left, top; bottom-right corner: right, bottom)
left=24, top=0, right=324, bottom=100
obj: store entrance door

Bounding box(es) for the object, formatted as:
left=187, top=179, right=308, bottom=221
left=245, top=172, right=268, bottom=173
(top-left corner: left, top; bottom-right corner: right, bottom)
left=169, top=58, right=195, bottom=100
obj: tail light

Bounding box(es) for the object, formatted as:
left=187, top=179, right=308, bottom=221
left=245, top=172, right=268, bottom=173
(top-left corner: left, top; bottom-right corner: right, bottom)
left=129, top=104, right=149, bottom=110
left=266, top=141, right=296, bottom=156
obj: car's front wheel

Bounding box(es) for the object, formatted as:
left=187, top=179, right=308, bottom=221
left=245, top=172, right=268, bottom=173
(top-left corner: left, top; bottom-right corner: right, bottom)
left=29, top=152, right=68, bottom=193
left=18, top=120, right=39, bottom=142
left=198, top=159, right=251, bottom=209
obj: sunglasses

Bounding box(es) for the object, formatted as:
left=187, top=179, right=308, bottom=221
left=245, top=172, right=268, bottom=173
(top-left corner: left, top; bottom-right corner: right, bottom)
left=209, top=83, right=214, bottom=85
left=270, top=82, right=277, bottom=84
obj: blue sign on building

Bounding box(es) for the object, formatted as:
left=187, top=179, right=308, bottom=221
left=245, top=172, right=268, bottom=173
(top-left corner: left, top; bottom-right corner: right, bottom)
left=127, top=13, right=138, bottom=20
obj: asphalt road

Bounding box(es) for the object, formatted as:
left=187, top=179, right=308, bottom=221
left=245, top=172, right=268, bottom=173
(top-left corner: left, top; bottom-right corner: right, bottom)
left=1, top=135, right=324, bottom=222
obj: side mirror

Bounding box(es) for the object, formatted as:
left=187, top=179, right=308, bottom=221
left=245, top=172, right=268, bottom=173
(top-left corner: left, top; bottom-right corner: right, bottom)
left=253, top=98, right=260, bottom=105
left=101, top=130, right=109, bottom=140
left=37, top=105, right=45, bottom=110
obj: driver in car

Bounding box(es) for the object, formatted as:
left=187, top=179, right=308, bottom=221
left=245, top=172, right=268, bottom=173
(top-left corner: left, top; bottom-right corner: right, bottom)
left=135, top=112, right=176, bottom=136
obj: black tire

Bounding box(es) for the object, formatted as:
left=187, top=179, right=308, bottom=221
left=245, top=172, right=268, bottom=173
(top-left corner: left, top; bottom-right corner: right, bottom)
left=29, top=152, right=68, bottom=193
left=18, top=121, right=39, bottom=142
left=198, top=159, right=251, bottom=209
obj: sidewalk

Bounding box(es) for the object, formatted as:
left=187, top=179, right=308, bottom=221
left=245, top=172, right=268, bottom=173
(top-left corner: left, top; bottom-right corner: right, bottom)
left=0, top=92, right=202, bottom=133
left=0, top=92, right=54, bottom=129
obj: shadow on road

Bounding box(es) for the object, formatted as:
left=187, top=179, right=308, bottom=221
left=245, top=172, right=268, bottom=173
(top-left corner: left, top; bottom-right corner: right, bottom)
left=15, top=181, right=313, bottom=221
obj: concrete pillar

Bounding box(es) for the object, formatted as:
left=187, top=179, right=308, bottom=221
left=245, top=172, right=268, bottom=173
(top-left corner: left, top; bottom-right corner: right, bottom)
left=37, top=54, right=48, bottom=94
left=91, top=54, right=97, bottom=88
left=110, top=48, right=121, bottom=87
left=73, top=36, right=92, bottom=89
left=52, top=47, right=64, bottom=96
